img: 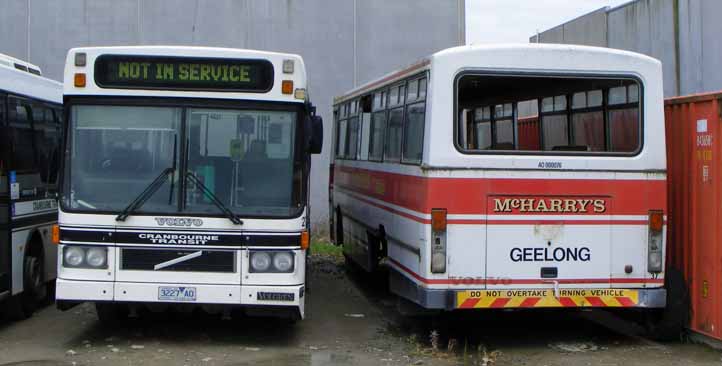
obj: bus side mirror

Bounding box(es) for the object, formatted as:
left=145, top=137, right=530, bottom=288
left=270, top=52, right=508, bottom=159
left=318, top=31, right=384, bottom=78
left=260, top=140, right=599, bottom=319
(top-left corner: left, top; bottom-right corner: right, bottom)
left=309, top=115, right=323, bottom=154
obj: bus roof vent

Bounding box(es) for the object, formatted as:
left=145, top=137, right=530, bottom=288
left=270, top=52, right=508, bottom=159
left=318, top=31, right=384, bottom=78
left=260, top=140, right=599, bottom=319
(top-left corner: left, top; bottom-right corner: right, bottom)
left=0, top=53, right=41, bottom=75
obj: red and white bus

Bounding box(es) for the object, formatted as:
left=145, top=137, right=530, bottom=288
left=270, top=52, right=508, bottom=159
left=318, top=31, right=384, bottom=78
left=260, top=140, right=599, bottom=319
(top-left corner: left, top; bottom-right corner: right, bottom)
left=330, top=44, right=676, bottom=330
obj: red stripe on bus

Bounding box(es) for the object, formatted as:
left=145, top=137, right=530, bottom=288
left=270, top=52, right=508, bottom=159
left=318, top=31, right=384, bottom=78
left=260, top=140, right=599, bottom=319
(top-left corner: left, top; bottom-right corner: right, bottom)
left=334, top=166, right=666, bottom=216
left=388, top=258, right=664, bottom=286
left=585, top=296, right=605, bottom=307
left=339, top=190, right=658, bottom=226
left=519, top=297, right=541, bottom=307
left=615, top=296, right=636, bottom=307
left=558, top=297, right=577, bottom=307
left=489, top=298, right=511, bottom=308
left=459, top=298, right=481, bottom=309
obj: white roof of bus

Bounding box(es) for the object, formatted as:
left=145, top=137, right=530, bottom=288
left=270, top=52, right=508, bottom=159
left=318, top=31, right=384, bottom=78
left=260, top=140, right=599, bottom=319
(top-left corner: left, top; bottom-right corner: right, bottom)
left=334, top=43, right=661, bottom=104
left=63, top=46, right=307, bottom=103
left=0, top=53, right=61, bottom=104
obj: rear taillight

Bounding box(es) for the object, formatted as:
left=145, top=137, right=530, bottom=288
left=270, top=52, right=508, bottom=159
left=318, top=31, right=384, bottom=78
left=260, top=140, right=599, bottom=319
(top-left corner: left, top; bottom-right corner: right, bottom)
left=647, top=210, right=664, bottom=273
left=430, top=208, right=447, bottom=274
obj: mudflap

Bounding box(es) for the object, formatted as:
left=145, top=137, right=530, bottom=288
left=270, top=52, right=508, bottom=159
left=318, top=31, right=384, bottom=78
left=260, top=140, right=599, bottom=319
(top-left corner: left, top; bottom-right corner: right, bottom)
left=645, top=267, right=689, bottom=341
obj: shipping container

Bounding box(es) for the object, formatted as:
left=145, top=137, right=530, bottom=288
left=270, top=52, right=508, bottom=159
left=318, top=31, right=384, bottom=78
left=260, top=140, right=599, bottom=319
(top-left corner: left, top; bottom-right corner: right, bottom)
left=666, top=91, right=722, bottom=340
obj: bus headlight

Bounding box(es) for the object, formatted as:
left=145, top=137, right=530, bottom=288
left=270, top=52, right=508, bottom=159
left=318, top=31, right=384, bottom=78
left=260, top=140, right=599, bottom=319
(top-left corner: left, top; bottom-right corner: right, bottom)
left=85, top=247, right=108, bottom=268
left=250, top=252, right=272, bottom=272
left=63, top=246, right=108, bottom=269
left=249, top=251, right=295, bottom=273
left=273, top=252, right=294, bottom=272
left=64, top=247, right=85, bottom=267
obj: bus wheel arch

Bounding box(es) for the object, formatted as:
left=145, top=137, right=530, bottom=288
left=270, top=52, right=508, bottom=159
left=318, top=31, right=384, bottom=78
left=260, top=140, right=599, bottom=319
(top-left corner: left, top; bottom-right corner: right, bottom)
left=5, top=231, right=46, bottom=320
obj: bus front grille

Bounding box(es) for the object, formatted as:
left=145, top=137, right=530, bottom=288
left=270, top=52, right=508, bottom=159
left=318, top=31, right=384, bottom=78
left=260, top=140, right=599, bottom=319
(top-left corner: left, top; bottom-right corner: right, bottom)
left=120, top=248, right=236, bottom=273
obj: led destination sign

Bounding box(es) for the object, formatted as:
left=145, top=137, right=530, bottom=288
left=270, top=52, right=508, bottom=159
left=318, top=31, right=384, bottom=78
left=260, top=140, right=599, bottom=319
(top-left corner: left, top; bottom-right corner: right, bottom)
left=94, top=55, right=274, bottom=92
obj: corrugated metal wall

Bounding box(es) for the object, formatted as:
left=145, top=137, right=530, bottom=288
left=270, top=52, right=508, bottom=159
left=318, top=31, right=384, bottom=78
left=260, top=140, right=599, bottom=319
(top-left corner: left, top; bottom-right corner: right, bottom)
left=0, top=0, right=465, bottom=225
left=532, top=0, right=722, bottom=98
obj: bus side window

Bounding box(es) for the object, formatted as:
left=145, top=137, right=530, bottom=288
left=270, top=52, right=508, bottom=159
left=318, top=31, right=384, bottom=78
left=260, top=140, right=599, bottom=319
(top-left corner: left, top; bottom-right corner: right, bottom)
left=8, top=97, right=37, bottom=172
left=402, top=77, right=426, bottom=164
left=384, top=107, right=404, bottom=162
left=33, top=105, right=62, bottom=186
left=358, top=95, right=372, bottom=161
left=369, top=90, right=387, bottom=161
left=336, top=119, right=347, bottom=159
left=345, top=115, right=360, bottom=160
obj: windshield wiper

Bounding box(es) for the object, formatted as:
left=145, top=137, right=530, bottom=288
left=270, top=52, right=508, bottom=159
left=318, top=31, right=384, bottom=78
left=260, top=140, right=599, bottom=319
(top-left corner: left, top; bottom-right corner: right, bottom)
left=185, top=171, right=243, bottom=225
left=115, top=167, right=174, bottom=222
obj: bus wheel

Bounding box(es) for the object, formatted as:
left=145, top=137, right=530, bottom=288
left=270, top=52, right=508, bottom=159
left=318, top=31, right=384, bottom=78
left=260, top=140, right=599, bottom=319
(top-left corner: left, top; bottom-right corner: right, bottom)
left=95, top=303, right=129, bottom=325
left=335, top=209, right=344, bottom=246
left=645, top=268, right=688, bottom=341
left=5, top=254, right=44, bottom=320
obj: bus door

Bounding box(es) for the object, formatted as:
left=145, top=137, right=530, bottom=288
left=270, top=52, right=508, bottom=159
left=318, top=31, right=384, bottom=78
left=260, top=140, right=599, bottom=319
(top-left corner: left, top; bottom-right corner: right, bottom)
left=484, top=194, right=612, bottom=288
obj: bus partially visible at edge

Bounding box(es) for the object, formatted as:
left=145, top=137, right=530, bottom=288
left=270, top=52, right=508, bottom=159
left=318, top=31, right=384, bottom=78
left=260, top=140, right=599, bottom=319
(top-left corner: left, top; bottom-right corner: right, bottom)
left=329, top=44, right=683, bottom=338
left=0, top=53, right=62, bottom=320
left=56, top=46, right=322, bottom=322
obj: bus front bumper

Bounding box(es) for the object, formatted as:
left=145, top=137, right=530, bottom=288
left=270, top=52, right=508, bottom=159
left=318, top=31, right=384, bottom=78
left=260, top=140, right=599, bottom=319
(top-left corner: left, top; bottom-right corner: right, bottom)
left=56, top=279, right=304, bottom=309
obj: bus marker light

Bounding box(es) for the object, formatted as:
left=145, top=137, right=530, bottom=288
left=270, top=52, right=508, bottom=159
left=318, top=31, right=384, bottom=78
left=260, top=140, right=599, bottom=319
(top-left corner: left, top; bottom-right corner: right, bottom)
left=294, top=88, right=306, bottom=100
left=282, top=80, right=293, bottom=94
left=74, top=52, right=86, bottom=67
left=74, top=73, right=86, bottom=87
left=52, top=224, right=60, bottom=244
left=431, top=208, right=447, bottom=232
left=301, top=231, right=309, bottom=250
left=649, top=210, right=663, bottom=232
left=648, top=210, right=664, bottom=273
left=282, top=59, right=294, bottom=74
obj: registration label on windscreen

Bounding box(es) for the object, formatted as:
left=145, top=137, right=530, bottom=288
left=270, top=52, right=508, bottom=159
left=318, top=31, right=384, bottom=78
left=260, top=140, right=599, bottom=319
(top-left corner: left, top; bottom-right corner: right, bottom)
left=158, top=286, right=197, bottom=302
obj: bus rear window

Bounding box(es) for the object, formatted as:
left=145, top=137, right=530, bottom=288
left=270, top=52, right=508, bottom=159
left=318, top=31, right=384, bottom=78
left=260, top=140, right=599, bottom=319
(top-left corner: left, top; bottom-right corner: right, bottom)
left=457, top=74, right=641, bottom=154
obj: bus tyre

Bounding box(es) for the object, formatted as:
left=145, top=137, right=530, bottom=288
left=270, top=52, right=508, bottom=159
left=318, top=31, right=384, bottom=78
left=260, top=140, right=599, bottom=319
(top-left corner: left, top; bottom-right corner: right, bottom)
left=335, top=209, right=344, bottom=246
left=6, top=253, right=45, bottom=320
left=95, top=303, right=129, bottom=325
left=645, top=268, right=688, bottom=341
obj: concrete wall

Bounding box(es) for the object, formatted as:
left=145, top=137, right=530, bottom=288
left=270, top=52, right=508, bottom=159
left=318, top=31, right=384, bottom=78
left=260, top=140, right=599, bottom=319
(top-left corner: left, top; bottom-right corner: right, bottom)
left=606, top=0, right=677, bottom=96
left=530, top=7, right=607, bottom=47
left=678, top=0, right=722, bottom=96
left=0, top=0, right=465, bottom=225
left=532, top=0, right=722, bottom=98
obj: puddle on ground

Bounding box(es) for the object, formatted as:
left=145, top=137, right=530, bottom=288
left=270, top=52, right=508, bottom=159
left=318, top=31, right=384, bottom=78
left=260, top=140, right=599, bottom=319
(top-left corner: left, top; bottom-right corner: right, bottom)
left=0, top=362, right=78, bottom=366
left=230, top=352, right=354, bottom=366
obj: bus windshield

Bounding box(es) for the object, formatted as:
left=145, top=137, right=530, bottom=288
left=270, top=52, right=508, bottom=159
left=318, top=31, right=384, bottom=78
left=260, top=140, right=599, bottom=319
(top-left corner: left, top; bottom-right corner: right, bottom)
left=64, top=103, right=302, bottom=218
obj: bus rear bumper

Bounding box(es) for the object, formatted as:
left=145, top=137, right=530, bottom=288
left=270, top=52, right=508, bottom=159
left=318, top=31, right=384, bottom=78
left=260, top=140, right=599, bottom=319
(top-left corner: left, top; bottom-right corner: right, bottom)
left=390, top=270, right=666, bottom=310
left=56, top=279, right=304, bottom=313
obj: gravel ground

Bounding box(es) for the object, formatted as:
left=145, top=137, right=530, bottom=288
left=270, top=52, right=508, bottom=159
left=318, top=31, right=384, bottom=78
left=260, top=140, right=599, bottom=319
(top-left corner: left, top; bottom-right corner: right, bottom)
left=0, top=254, right=718, bottom=366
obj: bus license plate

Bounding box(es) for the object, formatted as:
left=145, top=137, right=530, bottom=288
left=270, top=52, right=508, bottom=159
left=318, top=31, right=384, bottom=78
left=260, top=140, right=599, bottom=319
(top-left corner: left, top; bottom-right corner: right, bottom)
left=158, top=286, right=197, bottom=302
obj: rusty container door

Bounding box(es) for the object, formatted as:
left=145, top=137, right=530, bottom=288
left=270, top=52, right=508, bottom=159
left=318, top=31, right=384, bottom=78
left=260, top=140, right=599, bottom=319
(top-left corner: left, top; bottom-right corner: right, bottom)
left=666, top=92, right=722, bottom=340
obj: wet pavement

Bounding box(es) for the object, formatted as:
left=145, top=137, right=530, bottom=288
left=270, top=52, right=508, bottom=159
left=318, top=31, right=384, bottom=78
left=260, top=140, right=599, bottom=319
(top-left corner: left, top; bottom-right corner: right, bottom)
left=0, top=254, right=719, bottom=365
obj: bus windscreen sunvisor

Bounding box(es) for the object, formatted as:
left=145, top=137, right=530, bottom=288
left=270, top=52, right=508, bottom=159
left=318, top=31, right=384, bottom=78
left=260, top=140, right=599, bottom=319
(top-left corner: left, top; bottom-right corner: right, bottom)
left=94, top=55, right=274, bottom=92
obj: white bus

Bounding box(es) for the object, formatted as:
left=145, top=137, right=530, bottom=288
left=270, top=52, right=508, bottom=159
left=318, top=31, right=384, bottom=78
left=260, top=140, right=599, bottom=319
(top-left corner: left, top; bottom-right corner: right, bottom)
left=330, top=45, right=680, bottom=336
left=56, top=46, right=322, bottom=322
left=0, top=53, right=62, bottom=319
